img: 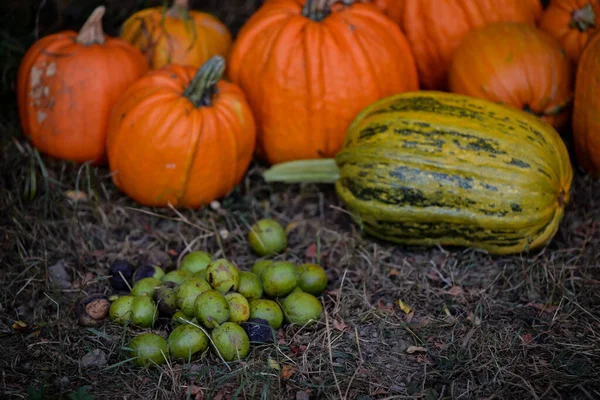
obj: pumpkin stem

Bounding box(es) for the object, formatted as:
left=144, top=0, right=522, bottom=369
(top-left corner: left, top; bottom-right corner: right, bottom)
left=76, top=6, right=106, bottom=45
left=263, top=159, right=340, bottom=184
left=302, top=0, right=349, bottom=21
left=167, top=0, right=190, bottom=18
left=184, top=55, right=225, bottom=107
left=570, top=3, right=596, bottom=31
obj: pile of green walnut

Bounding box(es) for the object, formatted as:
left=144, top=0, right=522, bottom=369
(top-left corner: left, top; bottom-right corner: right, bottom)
left=104, top=219, right=328, bottom=367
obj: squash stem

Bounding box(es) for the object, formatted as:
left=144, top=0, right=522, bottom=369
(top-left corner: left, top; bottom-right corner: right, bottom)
left=570, top=4, right=596, bottom=31
left=184, top=56, right=225, bottom=107
left=76, top=6, right=106, bottom=45
left=263, top=159, right=340, bottom=184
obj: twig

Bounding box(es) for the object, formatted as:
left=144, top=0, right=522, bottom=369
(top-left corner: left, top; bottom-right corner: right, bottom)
left=324, top=311, right=344, bottom=400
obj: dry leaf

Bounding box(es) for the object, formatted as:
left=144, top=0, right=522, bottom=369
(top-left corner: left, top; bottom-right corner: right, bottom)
left=397, top=299, right=412, bottom=314
left=12, top=320, right=28, bottom=331
left=285, top=221, right=299, bottom=233
left=281, top=365, right=295, bottom=380
left=189, top=385, right=203, bottom=400
left=467, top=312, right=482, bottom=326
left=521, top=333, right=533, bottom=344
left=445, top=285, right=465, bottom=296
left=406, top=346, right=427, bottom=354
left=65, top=190, right=87, bottom=201
left=333, top=319, right=348, bottom=331
left=527, top=302, right=559, bottom=313
left=305, top=243, right=318, bottom=258
left=268, top=358, right=280, bottom=371
left=388, top=269, right=400, bottom=277
left=405, top=311, right=415, bottom=323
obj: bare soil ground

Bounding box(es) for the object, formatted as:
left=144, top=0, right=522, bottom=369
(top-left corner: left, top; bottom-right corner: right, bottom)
left=1, top=1, right=599, bottom=399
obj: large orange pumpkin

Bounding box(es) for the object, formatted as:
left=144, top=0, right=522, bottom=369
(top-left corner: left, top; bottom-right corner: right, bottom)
left=448, top=22, right=575, bottom=130
left=16, top=6, right=149, bottom=165
left=539, top=0, right=600, bottom=64
left=106, top=56, right=256, bottom=208
left=400, top=0, right=543, bottom=91
left=120, top=0, right=232, bottom=69
left=572, top=31, right=600, bottom=174
left=227, top=0, right=419, bottom=165
left=370, top=0, right=405, bottom=24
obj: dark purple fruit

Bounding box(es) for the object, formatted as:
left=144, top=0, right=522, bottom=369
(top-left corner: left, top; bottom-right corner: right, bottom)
left=110, top=259, right=135, bottom=291
left=240, top=318, right=275, bottom=344
left=132, top=265, right=165, bottom=284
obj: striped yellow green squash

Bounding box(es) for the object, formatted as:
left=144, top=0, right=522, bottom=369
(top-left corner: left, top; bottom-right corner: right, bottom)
left=263, top=91, right=573, bottom=255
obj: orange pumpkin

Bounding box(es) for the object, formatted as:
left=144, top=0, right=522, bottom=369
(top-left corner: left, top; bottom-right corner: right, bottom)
left=572, top=31, right=600, bottom=174
left=370, top=0, right=405, bottom=24
left=539, top=0, right=600, bottom=64
left=106, top=56, right=256, bottom=208
left=400, top=0, right=543, bottom=90
left=448, top=22, right=574, bottom=130
left=16, top=6, right=149, bottom=165
left=227, top=0, right=419, bottom=165
left=120, top=0, right=232, bottom=69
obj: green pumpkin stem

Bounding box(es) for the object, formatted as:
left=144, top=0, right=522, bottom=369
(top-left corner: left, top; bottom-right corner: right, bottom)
left=184, top=56, right=225, bottom=107
left=76, top=6, right=106, bottom=45
left=167, top=0, right=190, bottom=18
left=569, top=4, right=596, bottom=32
left=263, top=159, right=340, bottom=184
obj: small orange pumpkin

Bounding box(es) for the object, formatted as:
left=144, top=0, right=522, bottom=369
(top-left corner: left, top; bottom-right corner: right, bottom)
left=16, top=6, right=149, bottom=165
left=106, top=56, right=256, bottom=208
left=227, top=0, right=419, bottom=165
left=120, top=0, right=232, bottom=70
left=572, top=31, right=600, bottom=174
left=539, top=0, right=600, bottom=64
left=448, top=22, right=575, bottom=130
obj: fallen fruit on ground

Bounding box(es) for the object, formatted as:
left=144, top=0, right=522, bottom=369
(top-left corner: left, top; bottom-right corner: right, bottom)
left=132, top=265, right=165, bottom=283
left=109, top=295, right=135, bottom=325
left=249, top=299, right=284, bottom=329
left=109, top=259, right=135, bottom=291
left=250, top=260, right=272, bottom=278
left=225, top=292, right=251, bottom=324
left=211, top=322, right=250, bottom=361
left=282, top=291, right=323, bottom=326
left=153, top=281, right=180, bottom=316
left=237, top=271, right=263, bottom=300
left=240, top=318, right=275, bottom=344
left=206, top=259, right=240, bottom=294
left=131, top=277, right=162, bottom=297
left=168, top=324, right=209, bottom=361
left=127, top=333, right=168, bottom=368
left=130, top=296, right=157, bottom=328
left=76, top=294, right=110, bottom=327
left=261, top=261, right=298, bottom=298
left=177, top=277, right=212, bottom=316
left=247, top=219, right=288, bottom=256
left=296, top=263, right=328, bottom=296
left=161, top=270, right=191, bottom=285
left=194, top=289, right=230, bottom=329
left=179, top=251, right=213, bottom=275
